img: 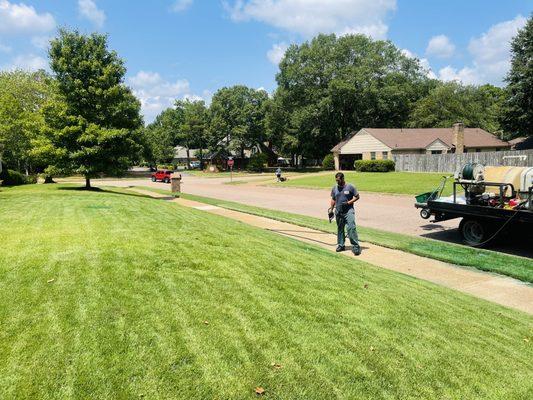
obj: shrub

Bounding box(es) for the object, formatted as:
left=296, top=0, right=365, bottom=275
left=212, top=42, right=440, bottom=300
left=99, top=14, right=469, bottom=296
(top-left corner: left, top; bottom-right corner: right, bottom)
left=247, top=153, right=268, bottom=172
left=25, top=175, right=38, bottom=184
left=322, top=154, right=335, bottom=170
left=354, top=159, right=395, bottom=172
left=1, top=169, right=27, bottom=186
left=157, top=164, right=174, bottom=171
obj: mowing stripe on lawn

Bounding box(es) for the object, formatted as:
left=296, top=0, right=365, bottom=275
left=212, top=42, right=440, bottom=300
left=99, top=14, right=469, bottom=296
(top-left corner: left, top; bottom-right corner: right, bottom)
left=126, top=187, right=533, bottom=315
left=1, top=184, right=532, bottom=399
left=128, top=186, right=533, bottom=283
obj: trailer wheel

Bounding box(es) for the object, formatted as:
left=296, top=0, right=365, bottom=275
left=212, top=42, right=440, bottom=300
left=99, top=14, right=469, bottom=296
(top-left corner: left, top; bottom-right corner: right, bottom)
left=420, top=208, right=431, bottom=219
left=459, top=218, right=489, bottom=247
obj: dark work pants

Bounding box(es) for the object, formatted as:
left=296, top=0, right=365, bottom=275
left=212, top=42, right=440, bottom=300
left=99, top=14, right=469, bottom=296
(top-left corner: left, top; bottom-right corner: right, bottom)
left=336, top=208, right=360, bottom=249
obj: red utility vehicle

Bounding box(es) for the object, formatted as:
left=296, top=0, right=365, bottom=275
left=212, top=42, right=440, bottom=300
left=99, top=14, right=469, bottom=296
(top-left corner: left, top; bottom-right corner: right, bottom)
left=151, top=170, right=173, bottom=183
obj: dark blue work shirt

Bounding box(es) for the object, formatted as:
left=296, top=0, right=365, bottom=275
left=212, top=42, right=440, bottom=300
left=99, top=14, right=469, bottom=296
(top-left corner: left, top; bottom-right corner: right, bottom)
left=331, top=183, right=359, bottom=213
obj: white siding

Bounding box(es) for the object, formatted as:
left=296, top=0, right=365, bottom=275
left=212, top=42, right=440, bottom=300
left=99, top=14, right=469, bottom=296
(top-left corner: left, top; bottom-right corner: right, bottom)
left=392, top=149, right=424, bottom=155
left=426, top=139, right=450, bottom=154
left=340, top=130, right=391, bottom=154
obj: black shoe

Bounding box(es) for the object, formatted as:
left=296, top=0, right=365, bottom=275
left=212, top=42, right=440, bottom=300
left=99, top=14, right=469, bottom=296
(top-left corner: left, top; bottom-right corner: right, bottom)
left=336, top=245, right=345, bottom=252
left=352, top=247, right=362, bottom=256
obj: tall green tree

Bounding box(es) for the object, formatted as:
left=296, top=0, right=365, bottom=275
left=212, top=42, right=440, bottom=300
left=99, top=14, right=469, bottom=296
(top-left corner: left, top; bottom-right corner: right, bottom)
left=209, top=86, right=268, bottom=158
left=408, top=82, right=505, bottom=133
left=275, top=34, right=430, bottom=161
left=45, top=29, right=143, bottom=188
left=176, top=99, right=209, bottom=168
left=0, top=70, right=54, bottom=174
left=502, top=14, right=533, bottom=138
left=144, top=107, right=183, bottom=165
left=264, top=92, right=298, bottom=162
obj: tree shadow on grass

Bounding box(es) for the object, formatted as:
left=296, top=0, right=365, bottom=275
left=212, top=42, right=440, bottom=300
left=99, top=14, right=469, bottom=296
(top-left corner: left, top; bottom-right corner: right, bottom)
left=57, top=185, right=159, bottom=200
left=58, top=186, right=105, bottom=192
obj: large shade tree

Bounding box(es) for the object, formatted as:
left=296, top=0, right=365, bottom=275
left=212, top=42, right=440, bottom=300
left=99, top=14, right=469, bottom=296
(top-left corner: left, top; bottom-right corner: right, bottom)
left=209, top=85, right=268, bottom=158
left=0, top=70, right=54, bottom=174
left=176, top=99, right=209, bottom=168
left=144, top=107, right=183, bottom=165
left=44, top=29, right=143, bottom=188
left=502, top=14, right=533, bottom=138
left=273, top=34, right=431, bottom=161
left=408, top=82, right=505, bottom=133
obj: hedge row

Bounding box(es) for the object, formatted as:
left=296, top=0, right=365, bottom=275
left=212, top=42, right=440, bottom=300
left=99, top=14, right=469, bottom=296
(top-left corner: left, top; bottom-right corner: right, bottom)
left=0, top=169, right=37, bottom=186
left=354, top=159, right=395, bottom=172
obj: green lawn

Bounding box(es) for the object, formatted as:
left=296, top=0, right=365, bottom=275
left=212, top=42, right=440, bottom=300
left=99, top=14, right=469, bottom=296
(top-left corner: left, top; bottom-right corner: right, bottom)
left=0, top=185, right=532, bottom=399
left=277, top=171, right=453, bottom=196
left=136, top=187, right=533, bottom=283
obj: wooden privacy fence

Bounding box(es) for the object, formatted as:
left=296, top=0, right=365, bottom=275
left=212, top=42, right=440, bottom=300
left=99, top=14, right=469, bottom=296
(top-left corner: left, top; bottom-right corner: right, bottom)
left=393, top=150, right=533, bottom=173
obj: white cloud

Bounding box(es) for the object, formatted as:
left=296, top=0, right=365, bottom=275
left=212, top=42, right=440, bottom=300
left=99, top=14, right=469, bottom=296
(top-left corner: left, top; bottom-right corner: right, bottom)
left=267, top=42, right=288, bottom=65
left=2, top=53, right=48, bottom=71
left=438, top=15, right=527, bottom=85
left=226, top=0, right=396, bottom=39
left=31, top=36, right=51, bottom=50
left=127, top=71, right=209, bottom=122
left=183, top=93, right=203, bottom=102
left=171, top=0, right=193, bottom=12
left=426, top=34, right=455, bottom=58
left=437, top=65, right=478, bottom=84
left=78, top=0, right=105, bottom=28
left=336, top=22, right=388, bottom=39
left=0, top=0, right=55, bottom=34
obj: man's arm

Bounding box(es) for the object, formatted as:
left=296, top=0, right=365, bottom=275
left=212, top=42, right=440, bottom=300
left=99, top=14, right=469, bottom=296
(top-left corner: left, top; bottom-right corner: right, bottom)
left=346, top=194, right=360, bottom=205
left=346, top=186, right=360, bottom=205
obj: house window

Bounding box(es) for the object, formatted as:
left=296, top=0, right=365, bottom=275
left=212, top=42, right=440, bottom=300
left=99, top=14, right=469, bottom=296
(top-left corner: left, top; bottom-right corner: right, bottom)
left=370, top=152, right=376, bottom=160
left=495, top=148, right=501, bottom=152
left=431, top=150, right=443, bottom=154
left=382, top=152, right=388, bottom=160
left=476, top=148, right=481, bottom=153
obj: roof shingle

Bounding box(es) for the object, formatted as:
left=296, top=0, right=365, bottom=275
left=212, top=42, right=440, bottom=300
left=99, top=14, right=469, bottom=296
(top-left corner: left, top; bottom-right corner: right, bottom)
left=340, top=128, right=510, bottom=150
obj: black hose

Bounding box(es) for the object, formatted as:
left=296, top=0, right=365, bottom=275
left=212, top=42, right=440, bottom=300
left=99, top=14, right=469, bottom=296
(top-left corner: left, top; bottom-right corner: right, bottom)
left=471, top=199, right=528, bottom=247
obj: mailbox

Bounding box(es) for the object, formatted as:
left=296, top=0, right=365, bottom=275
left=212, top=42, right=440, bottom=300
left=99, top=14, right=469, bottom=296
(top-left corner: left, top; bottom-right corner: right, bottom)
left=170, top=172, right=182, bottom=196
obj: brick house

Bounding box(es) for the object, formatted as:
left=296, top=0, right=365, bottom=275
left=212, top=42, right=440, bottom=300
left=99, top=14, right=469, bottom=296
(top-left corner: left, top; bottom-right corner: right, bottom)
left=331, top=124, right=511, bottom=170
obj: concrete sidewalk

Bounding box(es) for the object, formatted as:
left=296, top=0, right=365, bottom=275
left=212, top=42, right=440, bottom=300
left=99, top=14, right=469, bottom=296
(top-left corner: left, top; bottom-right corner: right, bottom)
left=130, top=187, right=533, bottom=315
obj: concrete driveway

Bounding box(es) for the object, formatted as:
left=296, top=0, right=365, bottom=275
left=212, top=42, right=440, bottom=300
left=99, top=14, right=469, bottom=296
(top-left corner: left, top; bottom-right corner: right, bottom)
left=94, top=173, right=532, bottom=258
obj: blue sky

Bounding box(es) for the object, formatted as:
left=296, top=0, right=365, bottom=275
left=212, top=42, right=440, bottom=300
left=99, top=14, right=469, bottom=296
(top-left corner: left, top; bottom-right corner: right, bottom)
left=0, top=0, right=531, bottom=122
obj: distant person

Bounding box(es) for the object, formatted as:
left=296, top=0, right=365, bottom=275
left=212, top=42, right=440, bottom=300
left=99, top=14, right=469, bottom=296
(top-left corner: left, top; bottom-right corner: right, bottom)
left=329, top=172, right=361, bottom=255
left=275, top=167, right=282, bottom=182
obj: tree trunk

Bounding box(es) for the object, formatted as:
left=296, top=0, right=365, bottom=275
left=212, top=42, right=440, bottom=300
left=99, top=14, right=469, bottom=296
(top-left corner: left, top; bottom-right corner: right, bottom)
left=186, top=147, right=191, bottom=169
left=199, top=149, right=204, bottom=170
left=85, top=177, right=91, bottom=189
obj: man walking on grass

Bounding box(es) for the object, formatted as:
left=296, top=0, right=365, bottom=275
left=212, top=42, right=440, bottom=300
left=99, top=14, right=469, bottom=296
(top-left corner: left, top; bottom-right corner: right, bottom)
left=329, top=172, right=361, bottom=255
